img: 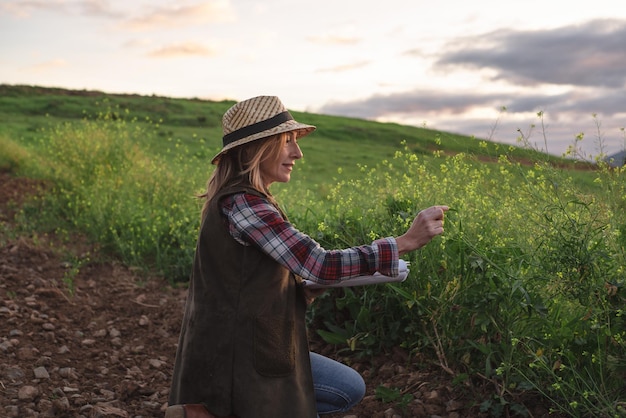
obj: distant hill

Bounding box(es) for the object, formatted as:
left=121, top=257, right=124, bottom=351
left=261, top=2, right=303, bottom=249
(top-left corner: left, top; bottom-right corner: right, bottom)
left=605, top=150, right=626, bottom=167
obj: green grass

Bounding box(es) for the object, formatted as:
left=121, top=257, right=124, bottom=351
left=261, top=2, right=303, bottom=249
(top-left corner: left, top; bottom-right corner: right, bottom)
left=0, top=84, right=583, bottom=191
left=1, top=84, right=625, bottom=417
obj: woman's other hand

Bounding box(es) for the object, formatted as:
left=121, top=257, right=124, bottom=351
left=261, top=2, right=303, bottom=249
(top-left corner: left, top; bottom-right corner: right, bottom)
left=303, top=287, right=326, bottom=305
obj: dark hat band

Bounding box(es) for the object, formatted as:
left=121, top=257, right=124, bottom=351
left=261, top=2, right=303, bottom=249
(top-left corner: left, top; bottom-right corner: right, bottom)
left=222, top=111, right=293, bottom=146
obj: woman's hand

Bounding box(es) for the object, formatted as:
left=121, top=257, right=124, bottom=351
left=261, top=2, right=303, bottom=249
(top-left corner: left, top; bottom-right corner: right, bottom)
left=396, top=205, right=449, bottom=256
left=303, top=287, right=326, bottom=305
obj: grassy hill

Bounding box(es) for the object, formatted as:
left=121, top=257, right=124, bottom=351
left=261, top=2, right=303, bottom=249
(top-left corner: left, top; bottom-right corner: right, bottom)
left=0, top=84, right=593, bottom=190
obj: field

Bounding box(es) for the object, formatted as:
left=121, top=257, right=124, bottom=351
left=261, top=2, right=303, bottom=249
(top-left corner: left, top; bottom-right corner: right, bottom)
left=1, top=85, right=625, bottom=417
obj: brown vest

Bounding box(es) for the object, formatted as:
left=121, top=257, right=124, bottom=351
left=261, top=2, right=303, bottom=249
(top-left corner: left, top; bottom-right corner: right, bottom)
left=168, top=184, right=316, bottom=418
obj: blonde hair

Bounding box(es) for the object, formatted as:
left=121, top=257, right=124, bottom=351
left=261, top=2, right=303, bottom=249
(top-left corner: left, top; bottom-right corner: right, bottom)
left=200, top=132, right=289, bottom=219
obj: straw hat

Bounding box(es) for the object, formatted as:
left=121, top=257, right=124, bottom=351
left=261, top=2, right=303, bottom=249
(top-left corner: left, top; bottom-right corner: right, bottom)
left=211, top=95, right=316, bottom=164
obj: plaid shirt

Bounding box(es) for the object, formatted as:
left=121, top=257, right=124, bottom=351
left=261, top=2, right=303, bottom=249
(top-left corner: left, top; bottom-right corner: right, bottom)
left=221, top=192, right=398, bottom=285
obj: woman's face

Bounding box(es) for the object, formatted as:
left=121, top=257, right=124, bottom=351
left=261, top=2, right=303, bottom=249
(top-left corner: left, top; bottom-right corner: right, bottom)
left=260, top=131, right=303, bottom=186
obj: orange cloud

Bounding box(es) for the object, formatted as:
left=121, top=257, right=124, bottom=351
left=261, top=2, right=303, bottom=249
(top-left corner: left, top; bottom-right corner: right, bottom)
left=123, top=1, right=235, bottom=31
left=316, top=61, right=370, bottom=73
left=307, top=34, right=361, bottom=45
left=147, top=42, right=216, bottom=58
left=27, top=58, right=68, bottom=72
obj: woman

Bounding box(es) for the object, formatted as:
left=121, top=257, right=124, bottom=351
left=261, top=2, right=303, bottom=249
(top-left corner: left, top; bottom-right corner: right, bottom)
left=166, top=96, right=448, bottom=418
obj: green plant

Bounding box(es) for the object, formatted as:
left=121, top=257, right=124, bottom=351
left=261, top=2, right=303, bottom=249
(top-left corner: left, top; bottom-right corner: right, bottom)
left=61, top=253, right=90, bottom=297
left=375, top=385, right=414, bottom=413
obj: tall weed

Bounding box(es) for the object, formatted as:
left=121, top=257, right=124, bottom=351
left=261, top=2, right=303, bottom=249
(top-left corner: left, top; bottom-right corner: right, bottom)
left=290, top=146, right=625, bottom=416
left=19, top=111, right=207, bottom=280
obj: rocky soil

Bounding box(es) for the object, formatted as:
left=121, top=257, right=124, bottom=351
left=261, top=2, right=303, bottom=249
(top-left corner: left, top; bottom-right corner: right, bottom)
left=0, top=172, right=554, bottom=417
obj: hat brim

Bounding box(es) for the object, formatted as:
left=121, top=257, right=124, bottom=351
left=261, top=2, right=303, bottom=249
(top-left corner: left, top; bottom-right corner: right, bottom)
left=211, top=120, right=316, bottom=164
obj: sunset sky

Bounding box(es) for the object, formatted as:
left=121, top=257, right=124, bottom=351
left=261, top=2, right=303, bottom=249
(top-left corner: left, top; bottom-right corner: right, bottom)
left=1, top=0, right=625, bottom=157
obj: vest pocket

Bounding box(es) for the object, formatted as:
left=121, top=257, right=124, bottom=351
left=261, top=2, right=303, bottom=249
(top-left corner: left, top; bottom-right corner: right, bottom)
left=254, top=316, right=296, bottom=377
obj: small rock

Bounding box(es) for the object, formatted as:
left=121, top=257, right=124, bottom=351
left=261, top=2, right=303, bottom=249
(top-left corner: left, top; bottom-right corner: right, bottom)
left=100, top=388, right=115, bottom=400
left=142, top=400, right=161, bottom=409
left=17, top=346, right=38, bottom=360
left=94, top=329, right=108, bottom=338
left=80, top=404, right=94, bottom=414
left=36, top=355, right=52, bottom=366
left=4, top=405, right=19, bottom=418
left=82, top=338, right=97, bottom=346
left=4, top=366, right=25, bottom=381
left=425, top=389, right=440, bottom=401
left=52, top=396, right=71, bottom=412
left=383, top=407, right=401, bottom=418
left=91, top=402, right=129, bottom=417
left=33, top=366, right=50, bottom=379
left=148, top=358, right=164, bottom=369
left=59, top=367, right=78, bottom=379
left=38, top=397, right=54, bottom=413
left=71, top=394, right=88, bottom=407
left=446, top=399, right=464, bottom=411
left=18, top=385, right=39, bottom=401
left=42, top=322, right=55, bottom=330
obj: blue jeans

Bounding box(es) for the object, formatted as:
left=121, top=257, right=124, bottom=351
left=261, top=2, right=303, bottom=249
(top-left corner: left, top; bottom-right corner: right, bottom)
left=310, top=352, right=366, bottom=416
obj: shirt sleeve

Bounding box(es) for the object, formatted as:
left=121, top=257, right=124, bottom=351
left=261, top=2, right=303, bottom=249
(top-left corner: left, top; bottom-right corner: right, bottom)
left=222, top=193, right=399, bottom=285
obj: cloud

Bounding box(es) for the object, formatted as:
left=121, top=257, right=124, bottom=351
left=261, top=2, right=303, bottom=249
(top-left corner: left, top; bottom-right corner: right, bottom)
left=122, top=1, right=235, bottom=31
left=319, top=87, right=626, bottom=122
left=0, top=0, right=121, bottom=18
left=76, top=0, right=122, bottom=18
left=319, top=89, right=511, bottom=118
left=0, top=0, right=67, bottom=18
left=436, top=19, right=626, bottom=89
left=316, top=61, right=371, bottom=73
left=1, top=0, right=237, bottom=29
left=317, top=86, right=625, bottom=156
left=307, top=33, right=361, bottom=46
left=316, top=19, right=626, bottom=155
left=122, top=38, right=153, bottom=49
left=25, top=58, right=68, bottom=73
left=147, top=42, right=216, bottom=58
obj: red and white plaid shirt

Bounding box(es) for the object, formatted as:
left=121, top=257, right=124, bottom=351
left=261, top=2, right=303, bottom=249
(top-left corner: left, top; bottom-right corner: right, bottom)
left=221, top=193, right=399, bottom=285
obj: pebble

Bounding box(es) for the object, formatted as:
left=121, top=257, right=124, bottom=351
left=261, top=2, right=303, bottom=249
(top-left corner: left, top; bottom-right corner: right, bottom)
left=33, top=366, right=50, bottom=379
left=18, top=385, right=39, bottom=401
left=148, top=358, right=164, bottom=369
left=59, top=367, right=78, bottom=379
left=42, top=322, right=55, bottom=330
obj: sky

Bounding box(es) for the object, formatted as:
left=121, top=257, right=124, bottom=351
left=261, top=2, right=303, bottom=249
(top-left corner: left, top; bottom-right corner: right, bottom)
left=2, top=0, right=626, bottom=158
